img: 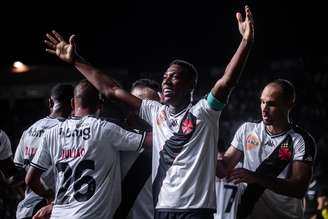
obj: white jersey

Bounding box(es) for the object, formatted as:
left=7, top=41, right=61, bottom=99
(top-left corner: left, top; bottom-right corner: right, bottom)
left=231, top=121, right=316, bottom=219
left=31, top=116, right=145, bottom=219
left=214, top=178, right=245, bottom=219
left=14, top=116, right=62, bottom=219
left=0, top=129, right=12, bottom=160
left=139, top=98, right=222, bottom=211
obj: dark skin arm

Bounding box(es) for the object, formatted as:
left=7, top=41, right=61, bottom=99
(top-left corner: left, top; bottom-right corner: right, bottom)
left=44, top=31, right=141, bottom=111
left=227, top=161, right=312, bottom=199
left=25, top=166, right=54, bottom=200
left=212, top=5, right=254, bottom=103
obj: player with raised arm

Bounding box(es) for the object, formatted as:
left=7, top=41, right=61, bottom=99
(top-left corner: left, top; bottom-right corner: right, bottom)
left=44, top=5, right=254, bottom=219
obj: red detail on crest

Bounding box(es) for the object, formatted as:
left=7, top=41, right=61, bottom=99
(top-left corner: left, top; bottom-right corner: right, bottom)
left=182, top=119, right=193, bottom=134
left=278, top=147, right=291, bottom=160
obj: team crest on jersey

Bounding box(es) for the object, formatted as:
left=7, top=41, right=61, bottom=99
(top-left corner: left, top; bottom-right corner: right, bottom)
left=278, top=142, right=292, bottom=161
left=245, top=133, right=260, bottom=151
left=181, top=118, right=194, bottom=134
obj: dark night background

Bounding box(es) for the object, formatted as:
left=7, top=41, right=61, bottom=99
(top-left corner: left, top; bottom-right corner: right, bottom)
left=0, top=1, right=327, bottom=217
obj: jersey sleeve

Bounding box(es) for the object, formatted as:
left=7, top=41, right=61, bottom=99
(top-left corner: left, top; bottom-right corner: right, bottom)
left=231, top=123, right=246, bottom=152
left=104, top=122, right=146, bottom=152
left=138, top=100, right=162, bottom=126
left=196, top=98, right=223, bottom=123
left=0, top=130, right=12, bottom=160
left=293, top=134, right=316, bottom=165
left=14, top=131, right=26, bottom=167
left=30, top=134, right=52, bottom=171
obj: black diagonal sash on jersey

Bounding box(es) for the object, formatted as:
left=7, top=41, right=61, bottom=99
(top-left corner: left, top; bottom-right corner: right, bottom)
left=237, top=135, right=293, bottom=219
left=152, top=112, right=197, bottom=207
left=113, top=151, right=152, bottom=219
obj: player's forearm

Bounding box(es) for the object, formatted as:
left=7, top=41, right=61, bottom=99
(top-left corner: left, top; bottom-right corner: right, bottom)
left=220, top=38, right=253, bottom=89
left=28, top=178, right=54, bottom=200
left=212, top=39, right=253, bottom=103
left=255, top=174, right=307, bottom=199
left=73, top=56, right=120, bottom=98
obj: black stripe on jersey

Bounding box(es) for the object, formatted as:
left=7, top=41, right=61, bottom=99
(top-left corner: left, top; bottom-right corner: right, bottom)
left=136, top=132, right=146, bottom=152
left=153, top=111, right=197, bottom=208
left=113, top=150, right=152, bottom=219
left=237, top=135, right=293, bottom=219
left=30, top=162, right=47, bottom=171
left=292, top=124, right=316, bottom=164
left=14, top=162, right=24, bottom=168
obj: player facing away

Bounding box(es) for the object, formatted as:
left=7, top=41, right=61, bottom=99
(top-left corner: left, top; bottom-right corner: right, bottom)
left=14, top=83, right=74, bottom=219
left=25, top=80, right=152, bottom=219
left=217, top=79, right=316, bottom=219
left=44, top=5, right=254, bottom=219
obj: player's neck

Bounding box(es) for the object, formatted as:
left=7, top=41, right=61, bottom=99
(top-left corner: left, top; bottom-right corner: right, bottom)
left=168, top=99, right=190, bottom=115
left=266, top=119, right=291, bottom=135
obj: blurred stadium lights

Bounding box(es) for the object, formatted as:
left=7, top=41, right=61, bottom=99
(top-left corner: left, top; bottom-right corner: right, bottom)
left=11, top=61, right=30, bottom=73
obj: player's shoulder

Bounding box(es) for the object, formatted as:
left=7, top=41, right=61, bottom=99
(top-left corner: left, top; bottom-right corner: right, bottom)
left=239, top=120, right=262, bottom=130
left=290, top=124, right=316, bottom=145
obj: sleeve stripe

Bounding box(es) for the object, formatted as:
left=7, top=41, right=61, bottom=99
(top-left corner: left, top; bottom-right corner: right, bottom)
left=136, top=132, right=146, bottom=152
left=30, top=162, right=47, bottom=171
left=14, top=162, right=24, bottom=168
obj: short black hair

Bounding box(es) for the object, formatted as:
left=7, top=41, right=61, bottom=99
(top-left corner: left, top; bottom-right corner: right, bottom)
left=74, top=79, right=100, bottom=109
left=50, top=83, right=74, bottom=104
left=131, top=78, right=161, bottom=92
left=271, top=79, right=296, bottom=103
left=169, top=59, right=198, bottom=89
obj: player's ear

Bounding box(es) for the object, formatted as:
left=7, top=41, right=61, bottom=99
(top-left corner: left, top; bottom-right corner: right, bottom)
left=48, top=98, right=54, bottom=109
left=71, top=98, right=75, bottom=114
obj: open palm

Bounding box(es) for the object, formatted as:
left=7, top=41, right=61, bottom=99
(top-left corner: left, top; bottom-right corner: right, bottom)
left=237, top=5, right=254, bottom=42
left=44, top=30, right=76, bottom=64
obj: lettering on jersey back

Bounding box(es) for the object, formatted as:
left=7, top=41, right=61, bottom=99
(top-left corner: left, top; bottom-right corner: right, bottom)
left=245, top=133, right=260, bottom=151
left=28, top=128, right=45, bottom=137
left=59, top=127, right=91, bottom=140
left=61, top=148, right=85, bottom=159
left=24, top=146, right=37, bottom=157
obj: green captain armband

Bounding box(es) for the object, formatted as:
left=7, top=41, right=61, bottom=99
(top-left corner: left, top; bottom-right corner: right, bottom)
left=207, top=92, right=225, bottom=111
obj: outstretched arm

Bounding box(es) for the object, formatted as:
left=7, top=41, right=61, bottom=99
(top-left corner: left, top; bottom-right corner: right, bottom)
left=44, top=31, right=142, bottom=111
left=212, top=5, right=254, bottom=103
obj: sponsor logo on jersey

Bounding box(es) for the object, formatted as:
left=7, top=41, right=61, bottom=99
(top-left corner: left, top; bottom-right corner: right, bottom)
left=245, top=133, right=260, bottom=151
left=157, top=109, right=167, bottom=125
left=59, top=127, right=91, bottom=140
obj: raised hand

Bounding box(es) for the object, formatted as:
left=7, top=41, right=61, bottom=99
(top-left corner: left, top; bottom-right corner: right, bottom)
left=236, top=5, right=255, bottom=43
left=44, top=30, right=77, bottom=64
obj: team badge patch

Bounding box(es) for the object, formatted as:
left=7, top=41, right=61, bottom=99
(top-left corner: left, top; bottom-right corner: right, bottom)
left=182, top=118, right=194, bottom=134
left=278, top=142, right=292, bottom=160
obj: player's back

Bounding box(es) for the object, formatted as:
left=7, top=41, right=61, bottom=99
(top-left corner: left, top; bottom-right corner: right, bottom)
left=32, top=115, right=145, bottom=219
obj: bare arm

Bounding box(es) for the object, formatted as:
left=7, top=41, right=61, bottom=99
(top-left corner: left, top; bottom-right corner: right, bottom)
left=25, top=166, right=54, bottom=200
left=44, top=31, right=142, bottom=111
left=228, top=161, right=312, bottom=198
left=212, top=5, right=254, bottom=103
left=216, top=146, right=243, bottom=178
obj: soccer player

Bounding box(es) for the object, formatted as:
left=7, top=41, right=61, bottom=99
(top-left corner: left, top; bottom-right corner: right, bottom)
left=0, top=129, right=16, bottom=181
left=26, top=80, right=152, bottom=219
left=14, top=83, right=74, bottom=219
left=44, top=5, right=254, bottom=218
left=217, top=79, right=316, bottom=219
left=114, top=78, right=161, bottom=219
